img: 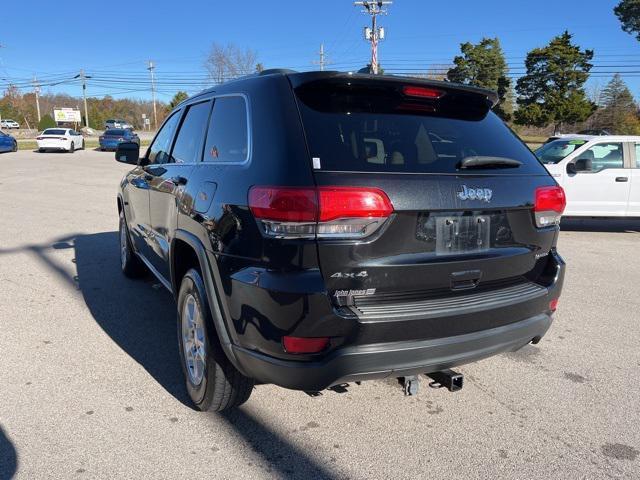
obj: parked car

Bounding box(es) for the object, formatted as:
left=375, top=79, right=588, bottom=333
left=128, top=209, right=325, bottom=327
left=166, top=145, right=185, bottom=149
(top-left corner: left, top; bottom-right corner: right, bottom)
left=0, top=119, right=20, bottom=129
left=0, top=131, right=18, bottom=153
left=116, top=70, right=566, bottom=411
left=36, top=128, right=84, bottom=153
left=537, top=135, right=640, bottom=217
left=105, top=119, right=133, bottom=130
left=99, top=129, right=139, bottom=151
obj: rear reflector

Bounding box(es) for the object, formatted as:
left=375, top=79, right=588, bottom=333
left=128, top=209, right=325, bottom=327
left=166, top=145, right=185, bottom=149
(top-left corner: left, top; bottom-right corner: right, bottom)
left=249, top=186, right=393, bottom=239
left=549, top=298, right=559, bottom=312
left=534, top=186, right=566, bottom=228
left=282, top=336, right=329, bottom=354
left=403, top=86, right=445, bottom=99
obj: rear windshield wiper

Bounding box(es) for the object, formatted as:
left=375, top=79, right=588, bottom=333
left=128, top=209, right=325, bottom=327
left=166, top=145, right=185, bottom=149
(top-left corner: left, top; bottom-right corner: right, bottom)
left=458, top=156, right=523, bottom=169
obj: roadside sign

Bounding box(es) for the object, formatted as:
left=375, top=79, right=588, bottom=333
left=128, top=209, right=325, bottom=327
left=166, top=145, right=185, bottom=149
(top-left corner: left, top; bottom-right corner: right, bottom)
left=54, top=108, right=82, bottom=123
left=144, top=118, right=150, bottom=125
left=142, top=114, right=147, bottom=119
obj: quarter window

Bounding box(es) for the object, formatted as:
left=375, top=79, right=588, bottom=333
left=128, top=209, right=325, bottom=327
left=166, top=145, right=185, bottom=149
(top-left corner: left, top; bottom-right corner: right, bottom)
left=579, top=143, right=624, bottom=172
left=203, top=96, right=249, bottom=163
left=171, top=101, right=211, bottom=164
left=147, top=112, right=180, bottom=165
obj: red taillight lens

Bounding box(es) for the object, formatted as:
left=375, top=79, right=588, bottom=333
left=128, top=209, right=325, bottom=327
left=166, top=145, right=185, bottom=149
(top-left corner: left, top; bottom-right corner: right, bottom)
left=248, top=187, right=317, bottom=222
left=283, top=336, right=329, bottom=354
left=318, top=187, right=393, bottom=222
left=248, top=186, right=394, bottom=239
left=534, top=186, right=566, bottom=228
left=535, top=186, right=566, bottom=213
left=403, top=86, right=445, bottom=99
left=549, top=298, right=559, bottom=312
left=60, top=137, right=68, bottom=141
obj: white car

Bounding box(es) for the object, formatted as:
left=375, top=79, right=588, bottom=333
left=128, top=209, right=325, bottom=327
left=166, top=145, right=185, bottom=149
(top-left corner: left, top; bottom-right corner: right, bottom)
left=36, top=128, right=85, bottom=153
left=0, top=119, right=20, bottom=129
left=537, top=135, right=640, bottom=217
left=105, top=119, right=133, bottom=130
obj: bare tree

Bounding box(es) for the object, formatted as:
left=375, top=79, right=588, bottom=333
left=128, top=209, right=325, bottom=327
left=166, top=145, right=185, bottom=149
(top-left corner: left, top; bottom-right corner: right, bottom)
left=204, top=43, right=258, bottom=84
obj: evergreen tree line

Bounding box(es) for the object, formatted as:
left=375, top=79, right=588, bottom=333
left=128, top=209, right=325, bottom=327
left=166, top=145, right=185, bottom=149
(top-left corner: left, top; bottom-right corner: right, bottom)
left=444, top=31, right=640, bottom=135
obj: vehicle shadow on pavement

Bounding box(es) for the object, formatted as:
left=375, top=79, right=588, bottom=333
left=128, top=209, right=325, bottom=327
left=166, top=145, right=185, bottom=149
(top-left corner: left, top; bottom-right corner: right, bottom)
left=561, top=218, right=640, bottom=233
left=0, top=426, right=17, bottom=480
left=73, top=231, right=192, bottom=407
left=216, top=409, right=339, bottom=480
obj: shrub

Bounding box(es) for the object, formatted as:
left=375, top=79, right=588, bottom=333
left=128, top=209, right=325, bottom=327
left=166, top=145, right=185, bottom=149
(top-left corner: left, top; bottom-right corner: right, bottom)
left=38, top=114, right=56, bottom=130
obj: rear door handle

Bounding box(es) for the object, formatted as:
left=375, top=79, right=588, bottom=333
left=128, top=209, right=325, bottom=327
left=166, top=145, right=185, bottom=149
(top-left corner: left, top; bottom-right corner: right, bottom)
left=615, top=177, right=629, bottom=182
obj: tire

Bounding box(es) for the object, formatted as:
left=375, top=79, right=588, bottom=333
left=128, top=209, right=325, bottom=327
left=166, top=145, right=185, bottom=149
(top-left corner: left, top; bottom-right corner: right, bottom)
left=38, top=148, right=45, bottom=153
left=12, top=141, right=17, bottom=152
left=177, top=269, right=254, bottom=412
left=80, top=140, right=85, bottom=150
left=119, top=210, right=146, bottom=278
left=69, top=142, right=75, bottom=153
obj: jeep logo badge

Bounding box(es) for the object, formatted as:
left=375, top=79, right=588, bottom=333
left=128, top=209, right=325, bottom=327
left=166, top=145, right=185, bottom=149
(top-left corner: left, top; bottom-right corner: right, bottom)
left=457, top=185, right=493, bottom=202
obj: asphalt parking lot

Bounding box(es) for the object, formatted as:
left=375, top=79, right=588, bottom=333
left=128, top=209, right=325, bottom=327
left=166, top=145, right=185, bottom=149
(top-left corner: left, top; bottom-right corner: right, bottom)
left=1, top=149, right=639, bottom=480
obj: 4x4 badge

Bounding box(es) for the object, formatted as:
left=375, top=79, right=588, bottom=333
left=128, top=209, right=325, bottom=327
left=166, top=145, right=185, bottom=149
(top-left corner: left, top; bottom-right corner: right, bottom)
left=457, top=185, right=493, bottom=202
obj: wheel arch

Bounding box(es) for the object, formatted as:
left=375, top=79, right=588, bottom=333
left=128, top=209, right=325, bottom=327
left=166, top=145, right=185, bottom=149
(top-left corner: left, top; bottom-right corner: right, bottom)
left=171, top=230, right=243, bottom=370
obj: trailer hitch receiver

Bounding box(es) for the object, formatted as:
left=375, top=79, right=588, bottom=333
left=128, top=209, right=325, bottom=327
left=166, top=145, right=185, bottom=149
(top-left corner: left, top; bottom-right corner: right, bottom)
left=427, top=369, right=463, bottom=392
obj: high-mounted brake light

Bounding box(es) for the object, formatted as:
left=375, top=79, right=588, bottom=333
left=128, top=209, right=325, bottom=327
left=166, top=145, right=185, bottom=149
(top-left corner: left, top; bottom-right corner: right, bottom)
left=403, top=86, right=445, bottom=99
left=534, top=186, right=566, bottom=228
left=282, top=336, right=329, bottom=354
left=248, top=186, right=393, bottom=239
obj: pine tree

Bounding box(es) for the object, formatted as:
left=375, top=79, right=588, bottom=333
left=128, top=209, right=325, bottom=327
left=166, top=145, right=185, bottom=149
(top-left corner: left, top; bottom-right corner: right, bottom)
left=615, top=0, right=640, bottom=41
left=447, top=38, right=512, bottom=120
left=515, top=31, right=596, bottom=133
left=597, top=74, right=640, bottom=134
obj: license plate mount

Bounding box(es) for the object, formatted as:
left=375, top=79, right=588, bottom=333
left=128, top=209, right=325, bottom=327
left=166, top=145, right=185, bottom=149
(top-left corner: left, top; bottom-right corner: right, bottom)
left=434, top=214, right=491, bottom=256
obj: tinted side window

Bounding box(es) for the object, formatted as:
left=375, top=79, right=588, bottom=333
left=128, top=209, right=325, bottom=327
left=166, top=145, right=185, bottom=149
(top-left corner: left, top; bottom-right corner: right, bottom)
left=203, top=96, right=248, bottom=163
left=582, top=143, right=624, bottom=173
left=171, top=101, right=212, bottom=164
left=148, top=112, right=180, bottom=165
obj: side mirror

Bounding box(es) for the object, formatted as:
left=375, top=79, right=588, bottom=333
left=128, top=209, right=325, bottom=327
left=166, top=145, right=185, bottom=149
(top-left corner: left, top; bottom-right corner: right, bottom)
left=115, top=142, right=140, bottom=165
left=566, top=162, right=577, bottom=175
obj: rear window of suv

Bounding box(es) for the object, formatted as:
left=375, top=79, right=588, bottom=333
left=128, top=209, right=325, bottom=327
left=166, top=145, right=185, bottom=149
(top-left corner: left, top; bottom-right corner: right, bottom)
left=294, top=81, right=546, bottom=175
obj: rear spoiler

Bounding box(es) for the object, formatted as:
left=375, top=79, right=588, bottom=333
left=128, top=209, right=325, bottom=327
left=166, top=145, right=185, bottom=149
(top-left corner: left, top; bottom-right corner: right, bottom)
left=287, top=71, right=499, bottom=108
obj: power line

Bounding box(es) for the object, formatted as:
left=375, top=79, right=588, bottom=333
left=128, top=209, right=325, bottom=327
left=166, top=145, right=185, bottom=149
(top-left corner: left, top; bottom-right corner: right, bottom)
left=354, top=1, right=392, bottom=74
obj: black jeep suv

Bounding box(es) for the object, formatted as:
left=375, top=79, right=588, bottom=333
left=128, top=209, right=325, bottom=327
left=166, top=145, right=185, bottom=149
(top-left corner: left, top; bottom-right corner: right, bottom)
left=115, top=70, right=566, bottom=411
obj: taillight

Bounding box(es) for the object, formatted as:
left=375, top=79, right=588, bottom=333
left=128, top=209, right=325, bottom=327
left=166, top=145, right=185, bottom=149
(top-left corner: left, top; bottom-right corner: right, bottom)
left=60, top=137, right=68, bottom=141
left=403, top=86, right=445, bottom=99
left=549, top=298, right=559, bottom=312
left=534, top=186, right=566, bottom=228
left=282, top=336, right=329, bottom=354
left=36, top=137, right=43, bottom=140
left=248, top=186, right=393, bottom=239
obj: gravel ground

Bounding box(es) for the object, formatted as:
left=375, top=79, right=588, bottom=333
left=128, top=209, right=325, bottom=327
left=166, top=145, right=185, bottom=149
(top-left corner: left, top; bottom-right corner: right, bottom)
left=0, top=149, right=639, bottom=480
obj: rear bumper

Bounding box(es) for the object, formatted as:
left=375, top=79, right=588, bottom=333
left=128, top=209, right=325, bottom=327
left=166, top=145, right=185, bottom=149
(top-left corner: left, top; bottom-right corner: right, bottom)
left=233, top=313, right=552, bottom=391
left=222, top=250, right=564, bottom=391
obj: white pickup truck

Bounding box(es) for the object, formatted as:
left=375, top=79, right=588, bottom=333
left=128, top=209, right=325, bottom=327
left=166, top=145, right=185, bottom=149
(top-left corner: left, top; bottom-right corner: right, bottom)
left=537, top=135, right=640, bottom=217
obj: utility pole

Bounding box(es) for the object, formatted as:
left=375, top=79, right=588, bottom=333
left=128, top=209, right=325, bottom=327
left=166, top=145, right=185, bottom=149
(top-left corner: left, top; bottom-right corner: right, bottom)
left=313, top=43, right=330, bottom=71
left=74, top=70, right=91, bottom=127
left=148, top=60, right=158, bottom=130
left=33, top=76, right=41, bottom=123
left=354, top=1, right=392, bottom=74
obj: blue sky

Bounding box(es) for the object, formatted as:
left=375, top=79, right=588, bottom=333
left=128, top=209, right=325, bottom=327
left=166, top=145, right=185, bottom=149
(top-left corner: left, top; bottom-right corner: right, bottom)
left=1, top=0, right=638, bottom=102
